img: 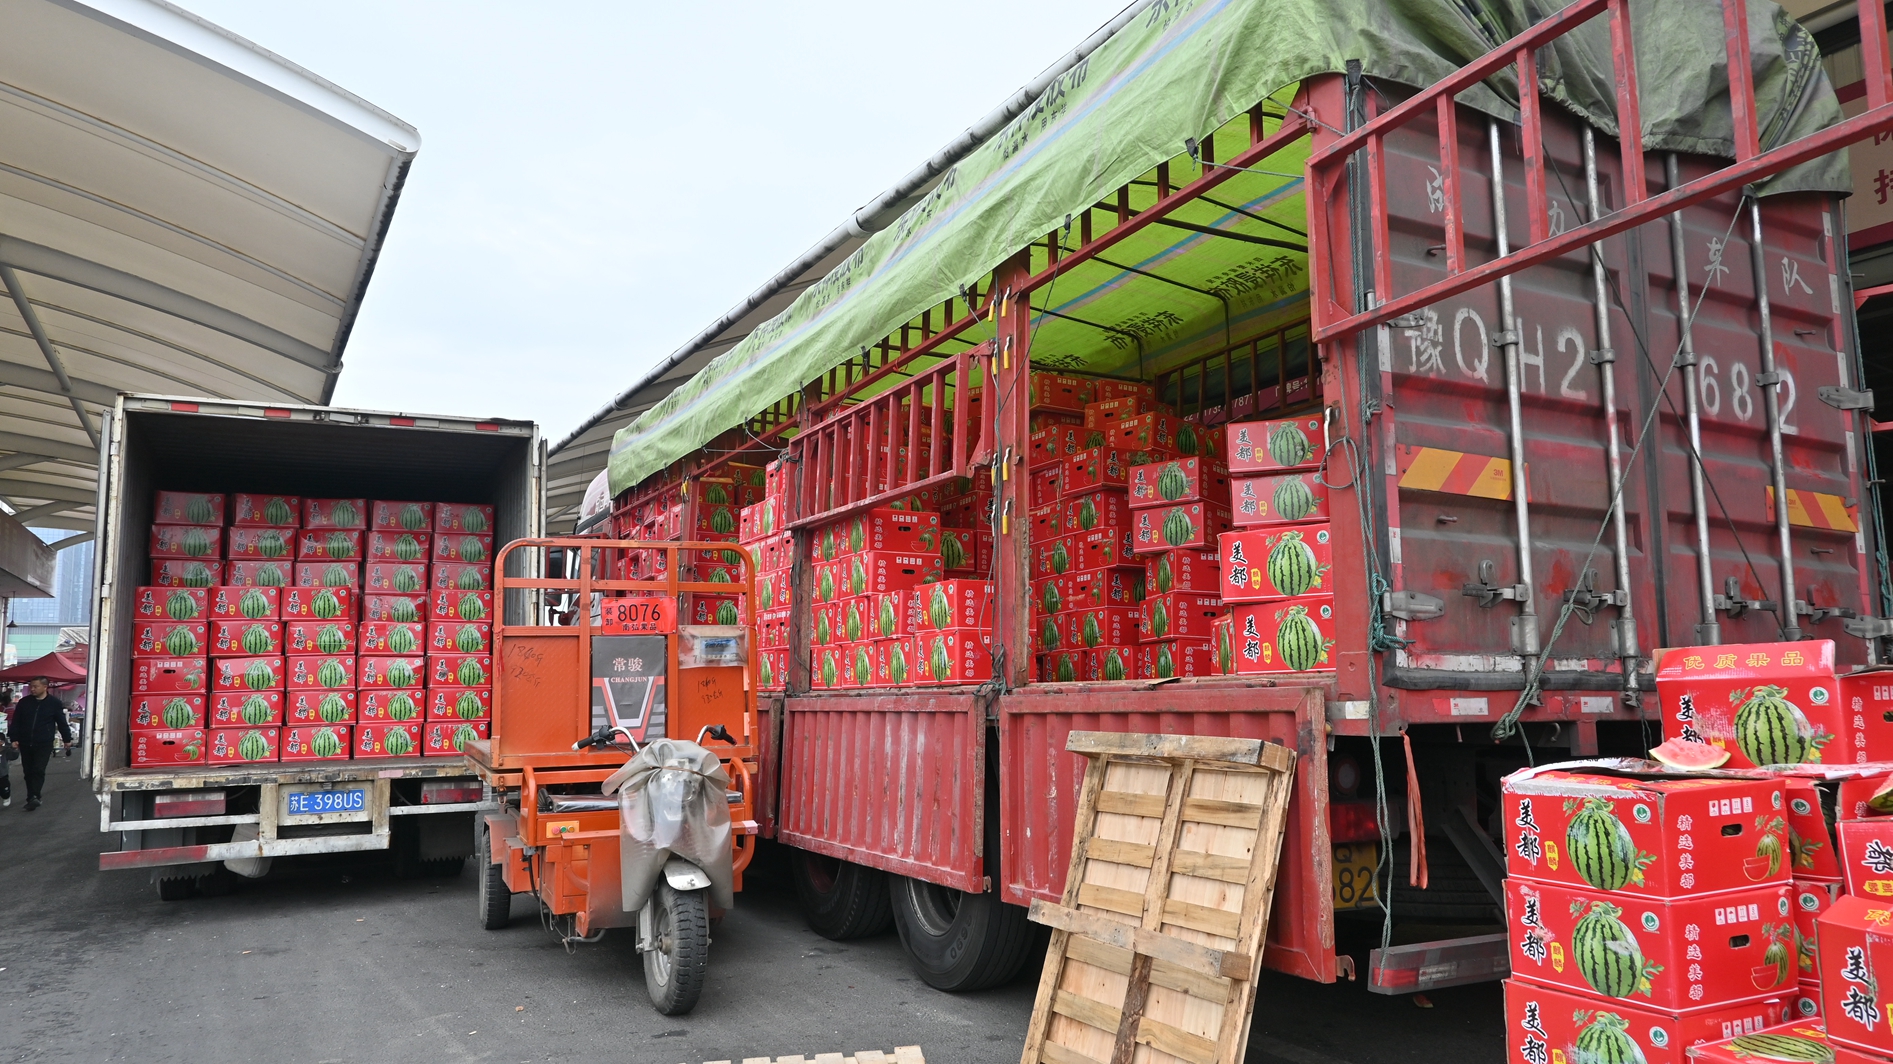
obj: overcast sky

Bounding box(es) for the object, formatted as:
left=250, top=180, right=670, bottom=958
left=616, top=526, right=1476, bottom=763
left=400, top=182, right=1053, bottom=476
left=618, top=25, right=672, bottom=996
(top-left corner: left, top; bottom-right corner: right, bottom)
left=178, top=1, right=1130, bottom=444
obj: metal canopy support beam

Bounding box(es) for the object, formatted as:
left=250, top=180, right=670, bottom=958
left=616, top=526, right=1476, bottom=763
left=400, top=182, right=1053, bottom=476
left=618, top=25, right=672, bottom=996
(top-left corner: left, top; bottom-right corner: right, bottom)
left=0, top=354, right=142, bottom=407
left=0, top=431, right=96, bottom=466
left=0, top=264, right=97, bottom=448
left=0, top=478, right=99, bottom=504
left=47, top=529, right=92, bottom=549
left=0, top=235, right=334, bottom=372
left=10, top=500, right=77, bottom=524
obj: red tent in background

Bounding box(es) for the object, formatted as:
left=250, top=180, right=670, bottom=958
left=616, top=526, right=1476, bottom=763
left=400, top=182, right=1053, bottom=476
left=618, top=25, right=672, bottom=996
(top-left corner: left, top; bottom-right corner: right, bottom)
left=0, top=649, right=87, bottom=685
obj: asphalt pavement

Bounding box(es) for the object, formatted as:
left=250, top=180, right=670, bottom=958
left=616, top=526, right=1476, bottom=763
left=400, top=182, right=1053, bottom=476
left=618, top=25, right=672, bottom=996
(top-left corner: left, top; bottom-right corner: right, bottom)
left=0, top=759, right=1503, bottom=1064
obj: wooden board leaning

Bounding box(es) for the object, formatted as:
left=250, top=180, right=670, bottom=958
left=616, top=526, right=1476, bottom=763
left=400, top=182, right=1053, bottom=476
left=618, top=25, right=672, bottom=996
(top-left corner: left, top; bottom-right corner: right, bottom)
left=1018, top=730, right=1298, bottom=1064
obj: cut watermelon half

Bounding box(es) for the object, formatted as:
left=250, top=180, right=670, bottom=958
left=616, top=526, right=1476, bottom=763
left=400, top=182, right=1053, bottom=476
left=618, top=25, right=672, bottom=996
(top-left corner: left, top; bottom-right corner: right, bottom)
left=1650, top=738, right=1730, bottom=770
left=1869, top=775, right=1893, bottom=814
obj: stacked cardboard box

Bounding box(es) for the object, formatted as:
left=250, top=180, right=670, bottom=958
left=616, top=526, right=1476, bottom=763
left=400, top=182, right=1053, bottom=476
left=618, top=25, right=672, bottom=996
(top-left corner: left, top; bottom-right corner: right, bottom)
left=1500, top=766, right=1799, bottom=1064
left=130, top=493, right=494, bottom=766
left=806, top=507, right=981, bottom=688
left=1212, top=414, right=1336, bottom=675
left=743, top=457, right=792, bottom=691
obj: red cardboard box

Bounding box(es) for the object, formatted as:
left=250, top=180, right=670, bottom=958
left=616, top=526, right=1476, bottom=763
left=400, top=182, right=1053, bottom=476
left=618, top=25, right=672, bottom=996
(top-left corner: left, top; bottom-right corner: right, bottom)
left=1501, top=980, right=1793, bottom=1064
left=430, top=589, right=492, bottom=623
left=857, top=551, right=943, bottom=594
left=1065, top=488, right=1134, bottom=535
left=133, top=586, right=208, bottom=621
left=427, top=653, right=492, bottom=689
left=1839, top=670, right=1893, bottom=766
left=1219, top=524, right=1335, bottom=600
left=149, top=559, right=223, bottom=587
left=230, top=494, right=300, bottom=527
left=286, top=654, right=356, bottom=690
left=1687, top=1022, right=1832, bottom=1064
left=431, top=562, right=492, bottom=591
left=915, top=580, right=993, bottom=631
left=1782, top=771, right=1893, bottom=879
left=355, top=722, right=421, bottom=758
left=208, top=585, right=279, bottom=620
left=206, top=727, right=280, bottom=764
left=362, top=563, right=428, bottom=594
left=1232, top=471, right=1330, bottom=526
left=209, top=620, right=282, bottom=657
left=811, top=646, right=845, bottom=691
left=357, top=617, right=425, bottom=651
left=280, top=725, right=352, bottom=762
left=1500, top=770, right=1789, bottom=898
left=423, top=718, right=488, bottom=756
left=841, top=643, right=878, bottom=687
left=1656, top=642, right=1870, bottom=769
left=754, top=568, right=788, bottom=612
left=1131, top=502, right=1233, bottom=553
left=910, top=629, right=992, bottom=685
left=365, top=531, right=431, bottom=562
left=682, top=593, right=740, bottom=626
left=296, top=529, right=363, bottom=561
left=1231, top=596, right=1338, bottom=673
left=425, top=686, right=492, bottom=721
left=224, top=527, right=297, bottom=560
left=1838, top=820, right=1893, bottom=898
left=225, top=561, right=293, bottom=587
left=1506, top=877, right=1794, bottom=1010
left=1817, top=895, right=1893, bottom=1055
left=758, top=608, right=791, bottom=649
left=1090, top=646, right=1136, bottom=681
left=1127, top=457, right=1230, bottom=508
left=1791, top=878, right=1842, bottom=983
left=211, top=656, right=283, bottom=691
left=130, top=657, right=206, bottom=693
left=832, top=597, right=868, bottom=644
left=811, top=560, right=842, bottom=604
left=1083, top=395, right=1164, bottom=428
left=433, top=502, right=494, bottom=534
left=370, top=501, right=435, bottom=532
left=873, top=639, right=912, bottom=687
left=153, top=491, right=225, bottom=526
left=284, top=689, right=357, bottom=726
left=358, top=656, right=426, bottom=690
left=130, top=694, right=204, bottom=731
left=1065, top=606, right=1139, bottom=651
left=1226, top=415, right=1325, bottom=473
left=295, top=562, right=360, bottom=588
left=358, top=689, right=427, bottom=723
left=1073, top=527, right=1138, bottom=572
left=425, top=621, right=490, bottom=655
left=359, top=593, right=425, bottom=624
left=1066, top=448, right=1149, bottom=492
left=1027, top=372, right=1097, bottom=413
left=1040, top=651, right=1084, bottom=683
left=1112, top=412, right=1188, bottom=455
left=130, top=728, right=206, bottom=766
left=288, top=619, right=359, bottom=655
left=1030, top=424, right=1092, bottom=469
left=860, top=508, right=941, bottom=554
left=1146, top=548, right=1219, bottom=594
left=149, top=524, right=222, bottom=559
left=132, top=620, right=207, bottom=658
left=1071, top=568, right=1143, bottom=610
left=1094, top=380, right=1155, bottom=404
left=809, top=601, right=840, bottom=647
left=280, top=586, right=355, bottom=620
left=1034, top=612, right=1066, bottom=655
left=941, top=528, right=992, bottom=574
left=432, top=533, right=493, bottom=565
left=1136, top=639, right=1215, bottom=679
left=1210, top=617, right=1237, bottom=675
left=302, top=498, right=367, bottom=529
left=1139, top=593, right=1224, bottom=643
left=1028, top=465, right=1062, bottom=503
left=758, top=648, right=788, bottom=691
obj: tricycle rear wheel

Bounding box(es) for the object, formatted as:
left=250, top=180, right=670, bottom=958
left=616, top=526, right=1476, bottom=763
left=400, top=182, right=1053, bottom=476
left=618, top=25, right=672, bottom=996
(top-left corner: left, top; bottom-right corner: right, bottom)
left=476, top=818, right=510, bottom=930
left=643, top=883, right=709, bottom=1015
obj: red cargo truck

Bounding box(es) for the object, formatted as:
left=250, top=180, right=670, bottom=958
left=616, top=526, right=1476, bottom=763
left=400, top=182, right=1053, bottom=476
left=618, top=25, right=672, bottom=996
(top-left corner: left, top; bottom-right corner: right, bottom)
left=576, top=0, right=1893, bottom=995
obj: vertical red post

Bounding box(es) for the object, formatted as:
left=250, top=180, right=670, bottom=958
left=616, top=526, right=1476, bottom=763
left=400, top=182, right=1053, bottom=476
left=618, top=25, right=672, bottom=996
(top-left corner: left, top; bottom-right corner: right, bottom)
left=1863, top=0, right=1893, bottom=109
left=1607, top=0, right=1646, bottom=204
left=990, top=251, right=1035, bottom=689
left=1517, top=49, right=1548, bottom=245
left=1437, top=95, right=1464, bottom=274
left=1721, top=0, right=1759, bottom=161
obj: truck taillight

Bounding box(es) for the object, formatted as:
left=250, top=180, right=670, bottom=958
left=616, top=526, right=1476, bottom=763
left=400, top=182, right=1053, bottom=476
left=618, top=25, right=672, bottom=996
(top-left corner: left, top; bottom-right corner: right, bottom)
left=152, top=790, right=225, bottom=817
left=421, top=780, right=482, bottom=805
left=1328, top=798, right=1402, bottom=844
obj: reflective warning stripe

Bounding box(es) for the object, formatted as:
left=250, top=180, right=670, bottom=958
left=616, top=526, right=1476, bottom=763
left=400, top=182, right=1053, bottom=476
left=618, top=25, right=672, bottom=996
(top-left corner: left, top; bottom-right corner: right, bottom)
left=1766, top=486, right=1859, bottom=532
left=1396, top=445, right=1514, bottom=500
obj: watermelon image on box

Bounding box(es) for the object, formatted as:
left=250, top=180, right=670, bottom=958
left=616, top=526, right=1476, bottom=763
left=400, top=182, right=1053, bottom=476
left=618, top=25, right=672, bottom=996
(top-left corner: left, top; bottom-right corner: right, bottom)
left=284, top=689, right=358, bottom=726
left=130, top=694, right=205, bottom=731
left=423, top=719, right=488, bottom=756
left=130, top=729, right=207, bottom=766
left=207, top=727, right=279, bottom=764
left=207, top=690, right=284, bottom=728
left=132, top=586, right=208, bottom=621
left=1686, top=1022, right=1835, bottom=1064
left=153, top=491, right=225, bottom=526
left=281, top=726, right=352, bottom=762
left=1501, top=980, right=1792, bottom=1064
left=1231, top=596, right=1338, bottom=673
left=1656, top=643, right=1844, bottom=769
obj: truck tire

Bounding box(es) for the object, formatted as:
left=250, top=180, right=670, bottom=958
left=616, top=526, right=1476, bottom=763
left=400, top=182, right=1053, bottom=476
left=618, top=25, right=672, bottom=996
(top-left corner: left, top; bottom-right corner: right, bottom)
left=791, top=849, right=892, bottom=940
left=889, top=876, right=1033, bottom=992
left=643, top=883, right=709, bottom=1015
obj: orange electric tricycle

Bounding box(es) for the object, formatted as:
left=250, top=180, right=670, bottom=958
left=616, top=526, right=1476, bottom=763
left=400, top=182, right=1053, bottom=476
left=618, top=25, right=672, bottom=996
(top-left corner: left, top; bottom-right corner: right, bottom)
left=464, top=538, right=760, bottom=1014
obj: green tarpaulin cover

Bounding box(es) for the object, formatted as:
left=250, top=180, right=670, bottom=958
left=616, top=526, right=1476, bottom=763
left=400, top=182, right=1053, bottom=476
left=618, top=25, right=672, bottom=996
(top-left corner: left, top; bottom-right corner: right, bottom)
left=609, top=0, right=1843, bottom=495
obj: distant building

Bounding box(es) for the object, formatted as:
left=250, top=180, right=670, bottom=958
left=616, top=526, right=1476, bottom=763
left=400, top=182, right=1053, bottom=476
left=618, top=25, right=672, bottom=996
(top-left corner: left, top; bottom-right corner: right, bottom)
left=7, top=530, right=92, bottom=663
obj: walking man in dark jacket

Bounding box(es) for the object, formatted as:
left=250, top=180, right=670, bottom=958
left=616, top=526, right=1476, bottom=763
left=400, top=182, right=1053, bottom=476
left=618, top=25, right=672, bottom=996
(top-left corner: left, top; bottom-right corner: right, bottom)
left=9, top=678, right=72, bottom=811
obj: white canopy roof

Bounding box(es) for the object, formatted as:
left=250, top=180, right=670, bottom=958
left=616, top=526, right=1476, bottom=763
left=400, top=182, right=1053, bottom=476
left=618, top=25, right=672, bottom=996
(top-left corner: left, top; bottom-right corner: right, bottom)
left=0, top=0, right=417, bottom=534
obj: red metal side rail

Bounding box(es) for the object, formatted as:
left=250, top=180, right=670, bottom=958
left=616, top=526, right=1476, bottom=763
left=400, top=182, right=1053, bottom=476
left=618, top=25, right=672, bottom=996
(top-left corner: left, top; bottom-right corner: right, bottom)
left=776, top=690, right=986, bottom=892
left=997, top=682, right=1336, bottom=983
left=1307, top=0, right=1893, bottom=340
left=787, top=342, right=995, bottom=528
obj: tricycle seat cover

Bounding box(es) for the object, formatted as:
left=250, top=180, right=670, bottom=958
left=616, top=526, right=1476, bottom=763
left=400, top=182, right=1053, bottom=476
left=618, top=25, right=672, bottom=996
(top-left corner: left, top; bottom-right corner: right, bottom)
left=542, top=794, right=617, bottom=813
left=602, top=738, right=733, bottom=912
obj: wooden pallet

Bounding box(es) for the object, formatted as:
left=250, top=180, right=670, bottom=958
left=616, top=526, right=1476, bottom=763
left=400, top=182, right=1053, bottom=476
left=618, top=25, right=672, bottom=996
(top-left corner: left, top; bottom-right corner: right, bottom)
left=1018, top=732, right=1298, bottom=1064
left=702, top=1048, right=923, bottom=1064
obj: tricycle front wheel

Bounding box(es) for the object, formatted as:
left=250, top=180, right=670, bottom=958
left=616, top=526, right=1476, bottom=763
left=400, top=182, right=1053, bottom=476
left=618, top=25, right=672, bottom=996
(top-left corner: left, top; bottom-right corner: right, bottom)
left=643, top=883, right=709, bottom=1015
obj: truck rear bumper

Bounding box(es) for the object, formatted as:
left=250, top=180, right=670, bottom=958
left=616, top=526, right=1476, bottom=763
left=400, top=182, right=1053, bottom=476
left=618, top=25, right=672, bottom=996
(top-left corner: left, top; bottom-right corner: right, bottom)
left=100, top=831, right=394, bottom=870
